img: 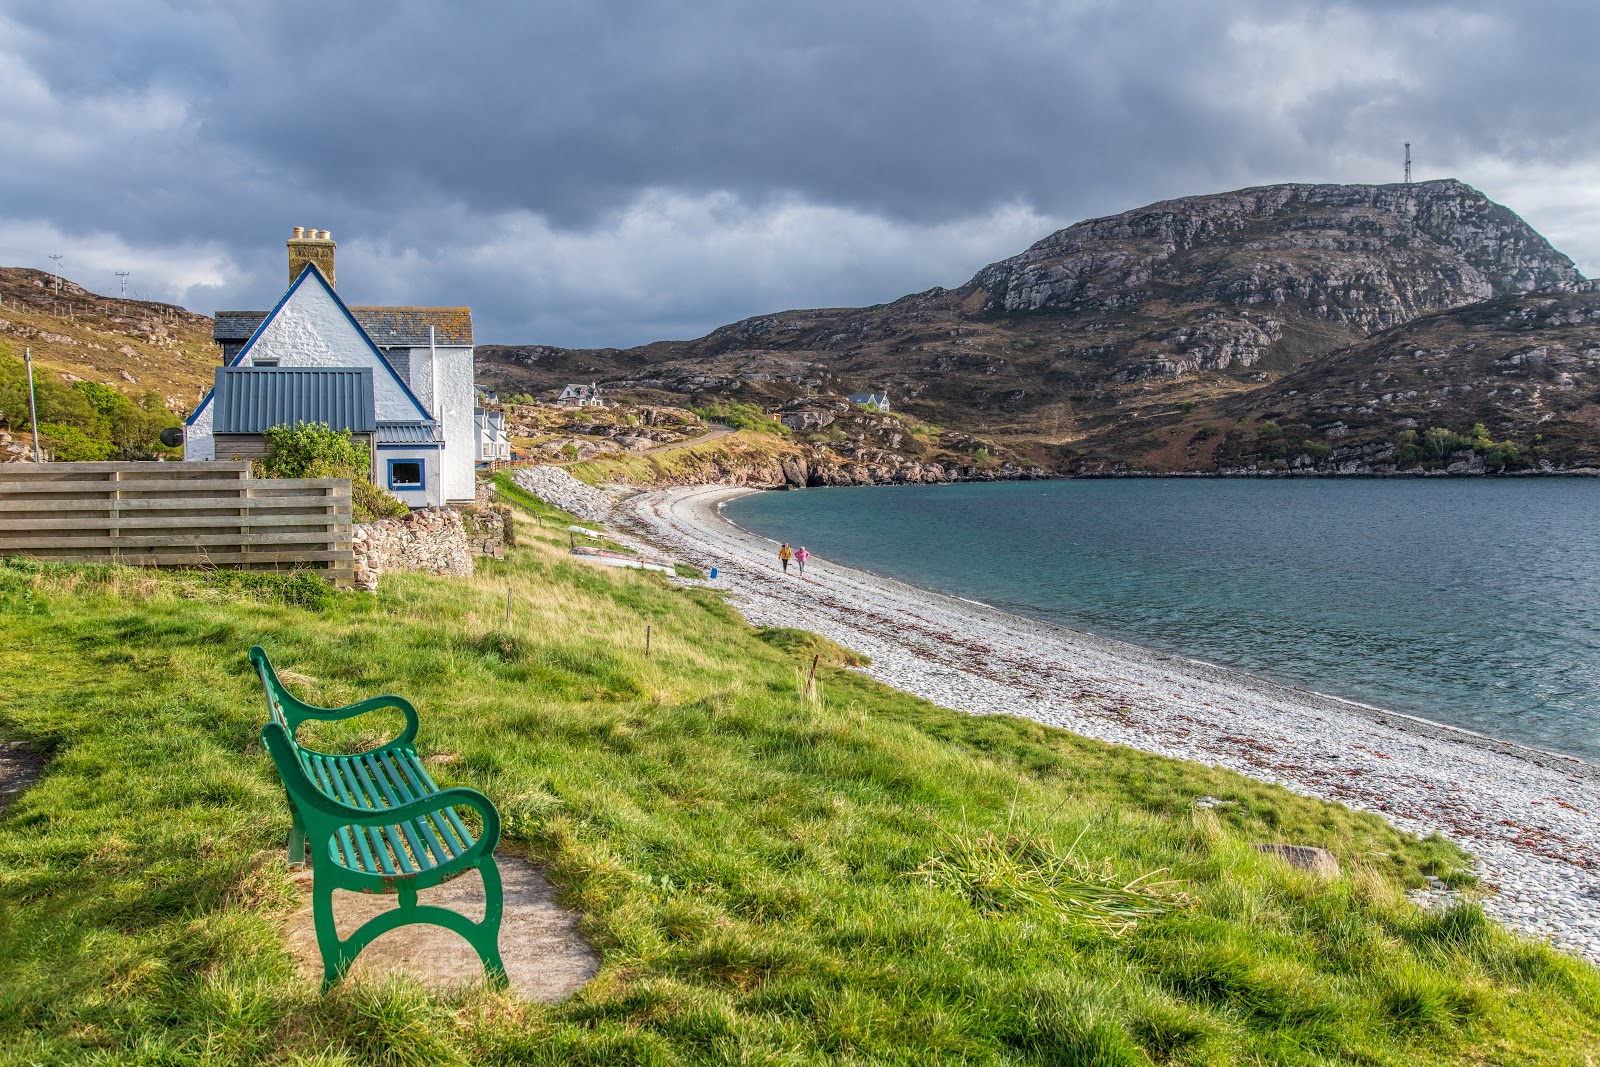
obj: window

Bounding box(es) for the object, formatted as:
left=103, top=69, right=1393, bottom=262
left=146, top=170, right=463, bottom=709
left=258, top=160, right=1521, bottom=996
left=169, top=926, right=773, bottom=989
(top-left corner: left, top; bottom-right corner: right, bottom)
left=387, top=459, right=424, bottom=490
left=252, top=358, right=279, bottom=367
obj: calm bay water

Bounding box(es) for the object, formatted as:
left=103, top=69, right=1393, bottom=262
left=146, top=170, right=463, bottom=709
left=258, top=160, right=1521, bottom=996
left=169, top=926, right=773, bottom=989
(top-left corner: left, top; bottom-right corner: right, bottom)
left=724, top=479, right=1600, bottom=760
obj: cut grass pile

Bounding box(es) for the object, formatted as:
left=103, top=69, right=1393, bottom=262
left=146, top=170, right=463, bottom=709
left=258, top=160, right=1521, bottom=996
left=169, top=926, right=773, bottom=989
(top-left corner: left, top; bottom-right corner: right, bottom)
left=0, top=501, right=1597, bottom=1065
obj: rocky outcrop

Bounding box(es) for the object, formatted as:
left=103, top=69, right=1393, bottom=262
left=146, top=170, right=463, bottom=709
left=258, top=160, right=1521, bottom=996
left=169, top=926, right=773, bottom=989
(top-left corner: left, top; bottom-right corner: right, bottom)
left=977, top=180, right=1578, bottom=323
left=352, top=507, right=474, bottom=593
left=1183, top=288, right=1600, bottom=474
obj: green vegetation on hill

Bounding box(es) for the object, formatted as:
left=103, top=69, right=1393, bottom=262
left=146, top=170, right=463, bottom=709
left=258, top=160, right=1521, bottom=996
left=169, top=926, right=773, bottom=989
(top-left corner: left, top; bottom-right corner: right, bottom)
left=0, top=345, right=181, bottom=460
left=0, top=499, right=1596, bottom=1064
left=689, top=400, right=790, bottom=436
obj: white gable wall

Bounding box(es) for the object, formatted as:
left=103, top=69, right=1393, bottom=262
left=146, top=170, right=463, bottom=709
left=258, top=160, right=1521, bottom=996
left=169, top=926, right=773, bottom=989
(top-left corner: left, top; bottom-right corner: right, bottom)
left=185, top=276, right=433, bottom=473
left=394, top=344, right=476, bottom=503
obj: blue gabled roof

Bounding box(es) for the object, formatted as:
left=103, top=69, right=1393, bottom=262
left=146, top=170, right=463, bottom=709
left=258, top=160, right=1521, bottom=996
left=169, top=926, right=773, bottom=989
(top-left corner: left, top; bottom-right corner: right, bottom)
left=187, top=265, right=434, bottom=427
left=212, top=366, right=376, bottom=434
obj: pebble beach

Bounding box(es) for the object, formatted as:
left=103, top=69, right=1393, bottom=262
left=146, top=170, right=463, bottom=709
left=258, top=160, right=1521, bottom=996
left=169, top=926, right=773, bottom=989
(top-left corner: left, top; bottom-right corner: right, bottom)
left=598, top=481, right=1600, bottom=965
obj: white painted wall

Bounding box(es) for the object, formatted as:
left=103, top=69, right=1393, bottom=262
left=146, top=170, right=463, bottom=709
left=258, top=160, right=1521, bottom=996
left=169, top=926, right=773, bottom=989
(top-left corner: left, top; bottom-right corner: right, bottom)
left=396, top=344, right=476, bottom=503
left=378, top=447, right=443, bottom=508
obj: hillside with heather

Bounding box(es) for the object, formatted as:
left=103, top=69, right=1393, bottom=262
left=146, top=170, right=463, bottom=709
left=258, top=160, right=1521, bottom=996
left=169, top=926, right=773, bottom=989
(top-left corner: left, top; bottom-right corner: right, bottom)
left=478, top=180, right=1592, bottom=475
left=1082, top=285, right=1600, bottom=475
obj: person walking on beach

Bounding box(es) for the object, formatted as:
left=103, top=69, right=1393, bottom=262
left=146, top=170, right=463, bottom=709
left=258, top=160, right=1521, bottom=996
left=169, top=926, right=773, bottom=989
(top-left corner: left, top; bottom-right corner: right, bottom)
left=779, top=542, right=794, bottom=573
left=795, top=545, right=809, bottom=576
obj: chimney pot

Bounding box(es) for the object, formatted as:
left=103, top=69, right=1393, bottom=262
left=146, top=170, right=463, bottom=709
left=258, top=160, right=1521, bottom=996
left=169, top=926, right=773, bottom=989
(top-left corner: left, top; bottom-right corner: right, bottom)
left=292, top=226, right=305, bottom=239
left=319, top=230, right=331, bottom=240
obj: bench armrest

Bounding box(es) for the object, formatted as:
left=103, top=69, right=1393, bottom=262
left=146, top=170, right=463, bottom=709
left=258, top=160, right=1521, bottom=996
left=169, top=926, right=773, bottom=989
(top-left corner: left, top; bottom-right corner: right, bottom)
left=250, top=645, right=419, bottom=749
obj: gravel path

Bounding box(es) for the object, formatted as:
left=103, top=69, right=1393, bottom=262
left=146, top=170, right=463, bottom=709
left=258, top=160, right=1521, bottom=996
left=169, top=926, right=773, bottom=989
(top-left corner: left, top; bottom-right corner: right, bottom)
left=613, top=484, right=1600, bottom=965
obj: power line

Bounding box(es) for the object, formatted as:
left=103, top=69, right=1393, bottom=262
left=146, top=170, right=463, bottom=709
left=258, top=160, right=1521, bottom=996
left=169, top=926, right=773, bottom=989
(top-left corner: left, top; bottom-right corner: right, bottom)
left=115, top=271, right=131, bottom=298
left=1404, top=142, right=1412, bottom=184
left=48, top=254, right=63, bottom=294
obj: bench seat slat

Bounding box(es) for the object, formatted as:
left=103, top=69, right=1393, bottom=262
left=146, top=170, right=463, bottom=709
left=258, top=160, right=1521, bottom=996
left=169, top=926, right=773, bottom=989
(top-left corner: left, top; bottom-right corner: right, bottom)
left=336, top=759, right=404, bottom=875
left=413, top=759, right=478, bottom=851
left=367, top=756, right=432, bottom=873
left=313, top=755, right=385, bottom=875
left=374, top=750, right=458, bottom=869
left=356, top=754, right=419, bottom=875
left=306, top=755, right=365, bottom=870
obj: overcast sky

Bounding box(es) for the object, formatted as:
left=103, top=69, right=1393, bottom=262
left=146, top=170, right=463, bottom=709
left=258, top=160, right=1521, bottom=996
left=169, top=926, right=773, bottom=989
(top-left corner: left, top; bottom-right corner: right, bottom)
left=2, top=1, right=1595, bottom=347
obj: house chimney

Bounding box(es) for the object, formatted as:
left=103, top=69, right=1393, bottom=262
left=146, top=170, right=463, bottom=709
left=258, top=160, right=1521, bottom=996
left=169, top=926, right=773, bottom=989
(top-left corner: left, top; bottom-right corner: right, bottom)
left=287, top=226, right=336, bottom=287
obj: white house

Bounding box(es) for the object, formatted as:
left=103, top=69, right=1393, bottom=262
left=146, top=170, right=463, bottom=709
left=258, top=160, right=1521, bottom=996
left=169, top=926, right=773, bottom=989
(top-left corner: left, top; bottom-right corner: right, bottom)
left=557, top=383, right=604, bottom=407
left=192, top=228, right=477, bottom=505
left=475, top=407, right=510, bottom=463
left=847, top=391, right=890, bottom=412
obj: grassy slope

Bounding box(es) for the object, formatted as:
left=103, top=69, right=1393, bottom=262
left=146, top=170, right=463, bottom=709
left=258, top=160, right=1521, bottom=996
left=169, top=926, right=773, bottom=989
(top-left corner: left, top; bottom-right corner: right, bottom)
left=0, top=502, right=1596, bottom=1065
left=0, top=268, right=216, bottom=411
left=567, top=429, right=797, bottom=487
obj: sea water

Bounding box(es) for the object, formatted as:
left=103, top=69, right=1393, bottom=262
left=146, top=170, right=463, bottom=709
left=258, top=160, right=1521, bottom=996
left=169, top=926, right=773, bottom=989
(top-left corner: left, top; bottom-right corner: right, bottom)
left=723, top=479, right=1600, bottom=761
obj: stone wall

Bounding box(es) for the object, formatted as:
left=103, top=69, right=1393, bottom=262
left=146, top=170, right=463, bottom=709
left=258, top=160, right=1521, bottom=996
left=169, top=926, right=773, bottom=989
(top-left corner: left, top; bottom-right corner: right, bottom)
left=352, top=507, right=474, bottom=593
left=458, top=502, right=512, bottom=558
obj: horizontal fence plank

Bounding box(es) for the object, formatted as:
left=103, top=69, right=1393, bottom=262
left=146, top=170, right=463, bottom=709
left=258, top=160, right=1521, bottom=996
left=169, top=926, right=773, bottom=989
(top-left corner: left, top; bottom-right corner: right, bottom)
left=0, top=461, right=251, bottom=477
left=0, top=477, right=350, bottom=495
left=0, top=494, right=348, bottom=513
left=0, top=531, right=348, bottom=550
left=13, top=549, right=355, bottom=566
left=0, top=513, right=354, bottom=532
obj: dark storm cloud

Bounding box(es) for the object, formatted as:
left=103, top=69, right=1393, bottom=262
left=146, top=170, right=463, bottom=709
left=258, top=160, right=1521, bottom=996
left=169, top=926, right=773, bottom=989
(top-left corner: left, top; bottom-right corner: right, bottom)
left=1, top=1, right=1596, bottom=346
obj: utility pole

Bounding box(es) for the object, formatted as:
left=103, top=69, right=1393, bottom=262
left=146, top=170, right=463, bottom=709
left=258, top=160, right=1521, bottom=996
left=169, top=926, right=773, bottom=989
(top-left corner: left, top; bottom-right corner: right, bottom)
left=1403, top=143, right=1412, bottom=184
left=23, top=347, right=43, bottom=463
left=48, top=254, right=63, bottom=295
left=115, top=271, right=130, bottom=298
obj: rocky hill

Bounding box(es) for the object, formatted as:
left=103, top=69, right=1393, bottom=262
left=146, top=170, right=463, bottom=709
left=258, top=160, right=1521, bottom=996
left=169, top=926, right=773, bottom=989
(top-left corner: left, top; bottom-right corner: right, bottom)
left=0, top=267, right=217, bottom=410
left=1082, top=284, right=1600, bottom=475
left=478, top=180, right=1583, bottom=468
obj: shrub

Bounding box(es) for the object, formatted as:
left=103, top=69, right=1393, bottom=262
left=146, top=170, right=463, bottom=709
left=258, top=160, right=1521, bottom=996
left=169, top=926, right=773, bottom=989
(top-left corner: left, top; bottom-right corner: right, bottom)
left=258, top=422, right=408, bottom=522
left=1180, top=400, right=1196, bottom=413
left=1301, top=440, right=1332, bottom=461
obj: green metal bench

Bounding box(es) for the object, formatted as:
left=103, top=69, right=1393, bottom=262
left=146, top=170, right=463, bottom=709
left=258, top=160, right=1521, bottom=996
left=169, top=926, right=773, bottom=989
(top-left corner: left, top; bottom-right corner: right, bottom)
left=251, top=645, right=506, bottom=988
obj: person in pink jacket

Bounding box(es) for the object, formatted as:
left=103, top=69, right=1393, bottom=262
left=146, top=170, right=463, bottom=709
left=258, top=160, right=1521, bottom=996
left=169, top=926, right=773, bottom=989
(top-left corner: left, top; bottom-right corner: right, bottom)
left=794, top=545, right=809, bottom=575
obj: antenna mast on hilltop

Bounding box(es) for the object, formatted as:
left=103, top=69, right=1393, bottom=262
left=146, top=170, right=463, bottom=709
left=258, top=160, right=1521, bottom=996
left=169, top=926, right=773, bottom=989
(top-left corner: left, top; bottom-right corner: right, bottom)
left=1404, top=143, right=1412, bottom=184
left=48, top=254, right=63, bottom=295
left=115, top=271, right=130, bottom=298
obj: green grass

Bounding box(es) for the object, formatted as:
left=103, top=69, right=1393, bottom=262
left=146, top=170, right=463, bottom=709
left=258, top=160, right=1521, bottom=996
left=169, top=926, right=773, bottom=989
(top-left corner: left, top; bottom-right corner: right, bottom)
left=567, top=430, right=796, bottom=487
left=688, top=401, right=790, bottom=436
left=0, top=502, right=1596, bottom=1064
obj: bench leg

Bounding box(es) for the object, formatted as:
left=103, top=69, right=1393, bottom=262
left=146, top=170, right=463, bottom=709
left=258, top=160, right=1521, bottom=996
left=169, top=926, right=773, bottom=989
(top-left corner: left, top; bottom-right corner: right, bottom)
left=286, top=808, right=307, bottom=869
left=311, top=862, right=507, bottom=991
left=473, top=855, right=508, bottom=986
left=311, top=876, right=352, bottom=990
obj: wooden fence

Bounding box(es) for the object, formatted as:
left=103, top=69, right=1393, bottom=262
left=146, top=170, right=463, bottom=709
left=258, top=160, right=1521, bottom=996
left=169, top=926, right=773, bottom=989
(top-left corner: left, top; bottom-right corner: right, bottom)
left=0, top=461, right=354, bottom=587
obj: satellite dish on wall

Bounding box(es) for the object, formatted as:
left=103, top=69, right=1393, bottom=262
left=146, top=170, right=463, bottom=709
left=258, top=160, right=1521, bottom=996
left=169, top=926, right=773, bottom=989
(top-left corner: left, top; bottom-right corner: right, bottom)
left=159, top=427, right=184, bottom=448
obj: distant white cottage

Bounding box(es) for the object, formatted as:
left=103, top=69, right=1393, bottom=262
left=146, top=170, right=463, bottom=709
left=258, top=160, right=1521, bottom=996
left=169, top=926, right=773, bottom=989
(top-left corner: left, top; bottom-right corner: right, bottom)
left=187, top=228, right=477, bottom=507
left=847, top=390, right=890, bottom=412
left=475, top=407, right=510, bottom=462
left=558, top=383, right=604, bottom=407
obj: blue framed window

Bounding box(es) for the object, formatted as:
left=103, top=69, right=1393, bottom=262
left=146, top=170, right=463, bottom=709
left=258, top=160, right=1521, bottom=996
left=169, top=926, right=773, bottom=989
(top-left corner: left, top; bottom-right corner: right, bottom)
left=387, top=458, right=425, bottom=491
